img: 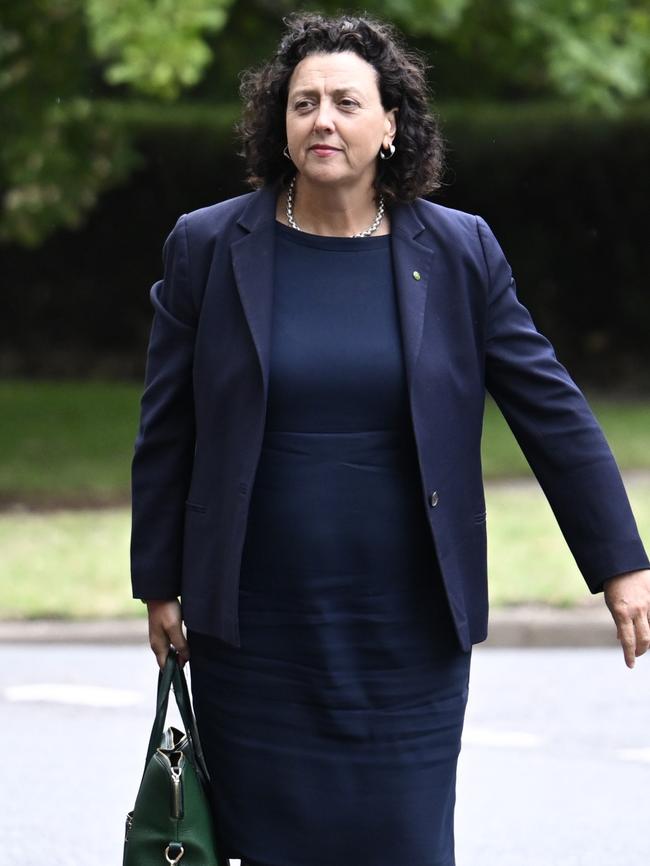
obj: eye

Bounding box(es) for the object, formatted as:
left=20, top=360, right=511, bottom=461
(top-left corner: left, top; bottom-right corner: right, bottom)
left=340, top=99, right=358, bottom=108
left=295, top=100, right=312, bottom=110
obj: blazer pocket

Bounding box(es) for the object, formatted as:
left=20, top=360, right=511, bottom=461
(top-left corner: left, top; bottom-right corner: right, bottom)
left=185, top=500, right=208, bottom=514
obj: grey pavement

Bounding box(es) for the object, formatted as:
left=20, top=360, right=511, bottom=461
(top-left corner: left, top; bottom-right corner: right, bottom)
left=2, top=644, right=648, bottom=865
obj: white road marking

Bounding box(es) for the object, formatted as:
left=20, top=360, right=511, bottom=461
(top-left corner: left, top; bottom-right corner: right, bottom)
left=615, top=747, right=650, bottom=763
left=462, top=727, right=544, bottom=748
left=4, top=683, right=142, bottom=707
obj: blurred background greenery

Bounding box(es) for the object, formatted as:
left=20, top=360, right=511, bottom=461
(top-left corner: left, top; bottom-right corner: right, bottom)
left=1, top=1, right=649, bottom=619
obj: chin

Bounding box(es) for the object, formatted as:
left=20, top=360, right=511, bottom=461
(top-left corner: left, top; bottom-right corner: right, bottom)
left=299, top=168, right=349, bottom=185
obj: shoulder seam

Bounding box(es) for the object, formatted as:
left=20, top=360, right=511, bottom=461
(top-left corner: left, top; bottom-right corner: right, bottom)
left=178, top=212, right=199, bottom=321
left=474, top=215, right=492, bottom=293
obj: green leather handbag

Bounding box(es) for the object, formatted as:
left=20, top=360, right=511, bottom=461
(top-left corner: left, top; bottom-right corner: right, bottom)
left=123, top=647, right=227, bottom=865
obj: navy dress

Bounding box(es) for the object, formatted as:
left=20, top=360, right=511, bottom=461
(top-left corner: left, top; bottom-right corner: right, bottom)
left=187, top=219, right=472, bottom=866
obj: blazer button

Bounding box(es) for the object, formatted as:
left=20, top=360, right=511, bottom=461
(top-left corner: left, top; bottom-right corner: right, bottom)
left=429, top=491, right=439, bottom=507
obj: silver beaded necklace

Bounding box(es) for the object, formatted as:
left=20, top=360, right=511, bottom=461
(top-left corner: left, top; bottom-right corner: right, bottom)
left=285, top=175, right=385, bottom=238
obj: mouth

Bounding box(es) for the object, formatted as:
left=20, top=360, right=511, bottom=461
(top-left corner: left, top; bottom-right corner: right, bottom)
left=309, top=146, right=341, bottom=154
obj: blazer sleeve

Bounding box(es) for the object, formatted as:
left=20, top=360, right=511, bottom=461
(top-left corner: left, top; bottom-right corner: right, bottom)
left=130, top=214, right=197, bottom=599
left=476, top=214, right=649, bottom=592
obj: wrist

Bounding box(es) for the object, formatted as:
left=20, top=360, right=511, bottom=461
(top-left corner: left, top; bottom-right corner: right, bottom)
left=140, top=597, right=179, bottom=604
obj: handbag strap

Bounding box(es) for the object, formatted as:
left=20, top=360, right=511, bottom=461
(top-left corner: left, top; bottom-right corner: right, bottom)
left=144, top=648, right=212, bottom=791
left=170, top=651, right=213, bottom=792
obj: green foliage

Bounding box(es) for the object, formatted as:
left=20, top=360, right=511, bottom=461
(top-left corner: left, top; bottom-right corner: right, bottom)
left=372, top=0, right=472, bottom=37
left=511, top=0, right=650, bottom=112
left=2, top=0, right=650, bottom=247
left=1, top=96, right=137, bottom=246
left=0, top=1, right=138, bottom=245
left=0, top=0, right=233, bottom=246
left=4, top=98, right=650, bottom=386
left=85, top=0, right=235, bottom=99
left=372, top=0, right=650, bottom=110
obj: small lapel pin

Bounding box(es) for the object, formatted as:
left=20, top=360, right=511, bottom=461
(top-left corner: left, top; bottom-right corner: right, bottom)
left=412, top=270, right=421, bottom=281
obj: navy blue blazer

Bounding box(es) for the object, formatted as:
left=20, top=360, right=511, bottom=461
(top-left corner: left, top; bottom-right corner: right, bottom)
left=130, top=177, right=649, bottom=650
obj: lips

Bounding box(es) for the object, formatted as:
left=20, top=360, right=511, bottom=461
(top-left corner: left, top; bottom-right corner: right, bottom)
left=310, top=145, right=340, bottom=153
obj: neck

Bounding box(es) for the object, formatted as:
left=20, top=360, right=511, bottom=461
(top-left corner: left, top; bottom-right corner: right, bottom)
left=282, top=174, right=386, bottom=236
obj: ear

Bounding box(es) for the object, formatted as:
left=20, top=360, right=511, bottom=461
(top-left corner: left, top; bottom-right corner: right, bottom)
left=385, top=107, right=398, bottom=138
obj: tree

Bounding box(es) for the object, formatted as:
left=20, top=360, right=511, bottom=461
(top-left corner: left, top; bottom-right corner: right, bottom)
left=2, top=0, right=649, bottom=246
left=0, top=0, right=234, bottom=246
left=369, top=0, right=650, bottom=108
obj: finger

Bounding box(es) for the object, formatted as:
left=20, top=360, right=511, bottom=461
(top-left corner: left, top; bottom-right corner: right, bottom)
left=166, top=622, right=190, bottom=667
left=633, top=612, right=650, bottom=657
left=149, top=621, right=171, bottom=670
left=151, top=642, right=169, bottom=670
left=617, top=618, right=637, bottom=668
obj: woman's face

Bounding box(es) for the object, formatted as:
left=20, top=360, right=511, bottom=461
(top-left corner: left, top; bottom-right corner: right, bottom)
left=284, top=50, right=397, bottom=190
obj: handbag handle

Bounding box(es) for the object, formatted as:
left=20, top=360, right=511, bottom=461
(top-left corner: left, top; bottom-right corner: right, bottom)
left=144, top=647, right=212, bottom=793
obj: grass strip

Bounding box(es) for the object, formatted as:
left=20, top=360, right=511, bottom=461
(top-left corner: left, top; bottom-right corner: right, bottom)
left=2, top=380, right=650, bottom=502
left=1, top=477, right=647, bottom=620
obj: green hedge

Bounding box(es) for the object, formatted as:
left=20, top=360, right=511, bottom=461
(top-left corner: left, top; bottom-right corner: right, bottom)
left=3, top=99, right=650, bottom=387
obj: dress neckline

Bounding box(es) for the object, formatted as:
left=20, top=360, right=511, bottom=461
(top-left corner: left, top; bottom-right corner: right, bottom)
left=274, top=219, right=391, bottom=251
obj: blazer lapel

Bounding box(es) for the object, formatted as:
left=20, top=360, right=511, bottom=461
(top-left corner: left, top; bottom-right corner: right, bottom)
left=230, top=182, right=280, bottom=401
left=230, top=179, right=437, bottom=403
left=389, top=202, right=436, bottom=400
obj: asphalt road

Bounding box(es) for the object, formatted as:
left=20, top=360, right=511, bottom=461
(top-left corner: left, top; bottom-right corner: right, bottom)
left=2, top=644, right=648, bottom=866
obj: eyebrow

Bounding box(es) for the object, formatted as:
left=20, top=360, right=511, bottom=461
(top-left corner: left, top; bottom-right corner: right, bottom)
left=290, top=86, right=364, bottom=99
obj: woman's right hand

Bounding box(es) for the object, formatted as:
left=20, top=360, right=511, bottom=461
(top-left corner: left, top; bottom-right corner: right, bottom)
left=145, top=599, right=190, bottom=670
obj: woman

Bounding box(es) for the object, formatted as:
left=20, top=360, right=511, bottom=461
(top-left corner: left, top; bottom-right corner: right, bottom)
left=131, top=11, right=650, bottom=866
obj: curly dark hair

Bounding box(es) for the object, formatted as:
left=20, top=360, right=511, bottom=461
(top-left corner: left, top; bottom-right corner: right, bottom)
left=234, top=10, right=445, bottom=205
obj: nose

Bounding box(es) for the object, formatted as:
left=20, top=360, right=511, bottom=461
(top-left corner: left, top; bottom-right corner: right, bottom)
left=313, top=100, right=335, bottom=131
